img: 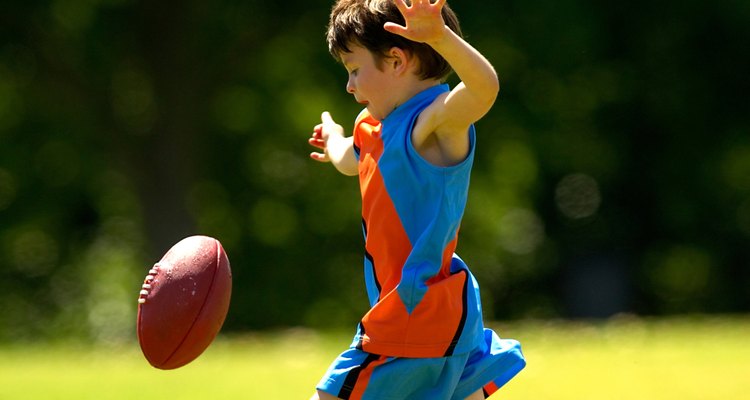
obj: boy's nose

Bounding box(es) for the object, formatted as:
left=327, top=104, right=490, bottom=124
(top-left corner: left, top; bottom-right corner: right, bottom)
left=346, top=77, right=355, bottom=94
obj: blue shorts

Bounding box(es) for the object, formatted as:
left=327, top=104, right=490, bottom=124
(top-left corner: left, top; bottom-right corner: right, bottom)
left=317, top=329, right=525, bottom=400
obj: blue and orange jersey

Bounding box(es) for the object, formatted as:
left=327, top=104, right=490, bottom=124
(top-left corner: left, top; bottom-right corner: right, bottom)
left=350, top=84, right=484, bottom=358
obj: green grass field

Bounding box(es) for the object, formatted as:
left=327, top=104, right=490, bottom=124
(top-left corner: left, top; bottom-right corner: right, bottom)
left=1, top=316, right=748, bottom=399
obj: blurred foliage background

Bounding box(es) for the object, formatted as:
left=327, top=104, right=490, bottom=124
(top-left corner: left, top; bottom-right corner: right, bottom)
left=0, top=0, right=748, bottom=344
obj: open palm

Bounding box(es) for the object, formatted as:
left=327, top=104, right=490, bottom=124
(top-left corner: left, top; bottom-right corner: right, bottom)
left=383, top=0, right=447, bottom=44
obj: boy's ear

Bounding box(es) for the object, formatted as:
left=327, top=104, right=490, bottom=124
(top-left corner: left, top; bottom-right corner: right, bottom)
left=386, top=47, right=411, bottom=76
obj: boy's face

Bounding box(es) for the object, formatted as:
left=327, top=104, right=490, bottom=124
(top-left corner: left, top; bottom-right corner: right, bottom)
left=340, top=44, right=397, bottom=121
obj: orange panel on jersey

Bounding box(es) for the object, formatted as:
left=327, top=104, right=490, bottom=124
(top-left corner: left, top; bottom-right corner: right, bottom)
left=357, top=116, right=413, bottom=297
left=360, top=271, right=467, bottom=357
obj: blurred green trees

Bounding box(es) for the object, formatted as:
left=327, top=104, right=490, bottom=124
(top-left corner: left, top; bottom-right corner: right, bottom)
left=0, top=0, right=748, bottom=342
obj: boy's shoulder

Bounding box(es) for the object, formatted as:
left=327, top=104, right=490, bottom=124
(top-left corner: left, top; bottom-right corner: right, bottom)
left=353, top=108, right=381, bottom=150
left=355, top=108, right=378, bottom=126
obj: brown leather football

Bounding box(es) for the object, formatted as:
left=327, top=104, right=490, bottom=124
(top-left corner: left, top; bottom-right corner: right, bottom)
left=137, top=235, right=232, bottom=369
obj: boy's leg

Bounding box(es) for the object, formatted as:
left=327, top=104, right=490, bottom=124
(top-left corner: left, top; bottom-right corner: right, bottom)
left=318, top=347, right=469, bottom=399
left=464, top=389, right=485, bottom=400
left=312, top=388, right=482, bottom=400
left=310, top=390, right=342, bottom=400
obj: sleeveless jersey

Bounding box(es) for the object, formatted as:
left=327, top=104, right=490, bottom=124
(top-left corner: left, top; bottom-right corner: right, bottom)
left=351, top=84, right=484, bottom=358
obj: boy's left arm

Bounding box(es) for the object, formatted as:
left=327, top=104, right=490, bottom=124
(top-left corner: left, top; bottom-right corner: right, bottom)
left=385, top=0, right=499, bottom=137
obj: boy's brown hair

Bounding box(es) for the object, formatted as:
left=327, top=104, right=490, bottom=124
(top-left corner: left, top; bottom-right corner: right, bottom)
left=327, top=0, right=463, bottom=81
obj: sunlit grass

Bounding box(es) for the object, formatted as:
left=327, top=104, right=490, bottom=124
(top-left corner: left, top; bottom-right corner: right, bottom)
left=499, top=315, right=750, bottom=399
left=0, top=316, right=748, bottom=399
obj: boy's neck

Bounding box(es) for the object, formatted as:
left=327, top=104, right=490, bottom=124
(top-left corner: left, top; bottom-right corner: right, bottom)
left=392, top=77, right=442, bottom=112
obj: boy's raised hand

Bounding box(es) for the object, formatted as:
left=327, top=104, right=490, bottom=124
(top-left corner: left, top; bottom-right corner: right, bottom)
left=383, top=0, right=447, bottom=44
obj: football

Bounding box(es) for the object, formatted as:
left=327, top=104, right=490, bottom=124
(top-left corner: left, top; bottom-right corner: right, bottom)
left=136, top=235, right=232, bottom=369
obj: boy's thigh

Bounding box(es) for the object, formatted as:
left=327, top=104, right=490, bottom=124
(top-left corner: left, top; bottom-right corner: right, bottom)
left=317, top=330, right=524, bottom=399
left=311, top=390, right=343, bottom=400
left=317, top=348, right=469, bottom=400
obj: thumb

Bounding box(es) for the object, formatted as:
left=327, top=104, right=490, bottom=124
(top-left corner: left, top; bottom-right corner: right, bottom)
left=383, top=22, right=407, bottom=37
left=321, top=111, right=335, bottom=125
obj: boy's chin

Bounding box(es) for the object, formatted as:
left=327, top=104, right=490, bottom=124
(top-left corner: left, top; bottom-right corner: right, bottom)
left=365, top=105, right=385, bottom=121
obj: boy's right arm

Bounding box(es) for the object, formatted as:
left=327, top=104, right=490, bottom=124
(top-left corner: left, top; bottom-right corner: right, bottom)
left=309, top=111, right=358, bottom=176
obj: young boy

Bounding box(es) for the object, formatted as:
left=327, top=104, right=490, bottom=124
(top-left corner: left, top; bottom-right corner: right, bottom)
left=308, top=1, right=525, bottom=399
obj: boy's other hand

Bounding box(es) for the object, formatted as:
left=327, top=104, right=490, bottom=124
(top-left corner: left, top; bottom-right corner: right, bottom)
left=309, top=111, right=344, bottom=163
left=309, top=123, right=329, bottom=162
left=383, top=0, right=447, bottom=44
